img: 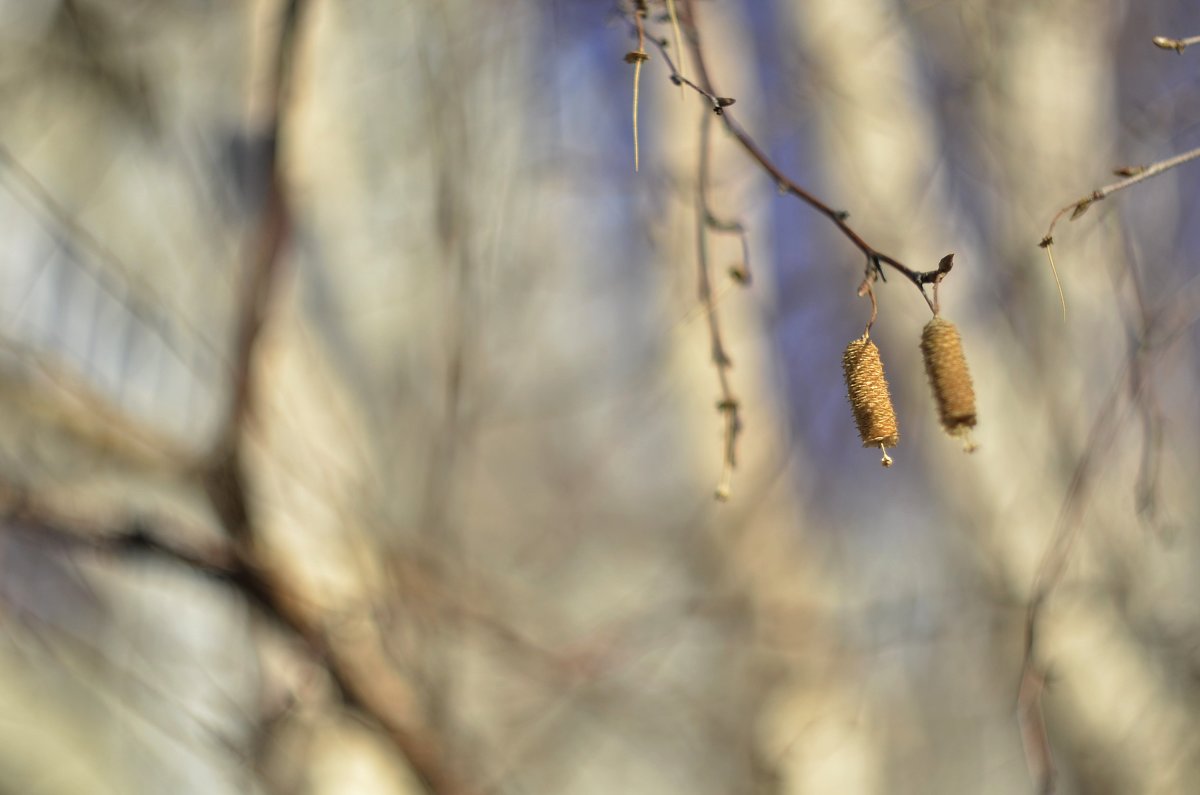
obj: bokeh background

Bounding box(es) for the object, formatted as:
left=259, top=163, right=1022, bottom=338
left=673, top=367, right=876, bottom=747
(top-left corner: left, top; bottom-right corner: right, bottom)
left=1, top=1, right=1200, bottom=793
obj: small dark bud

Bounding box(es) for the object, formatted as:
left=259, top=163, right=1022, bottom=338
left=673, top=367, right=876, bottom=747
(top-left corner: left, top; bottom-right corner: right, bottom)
left=624, top=51, right=649, bottom=64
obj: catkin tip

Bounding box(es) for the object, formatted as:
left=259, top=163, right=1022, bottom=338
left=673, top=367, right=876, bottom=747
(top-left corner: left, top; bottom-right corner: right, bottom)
left=921, top=317, right=977, bottom=444
left=843, top=335, right=899, bottom=455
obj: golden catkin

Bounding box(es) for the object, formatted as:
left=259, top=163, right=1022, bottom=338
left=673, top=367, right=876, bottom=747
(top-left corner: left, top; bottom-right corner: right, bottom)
left=843, top=335, right=899, bottom=465
left=920, top=316, right=977, bottom=445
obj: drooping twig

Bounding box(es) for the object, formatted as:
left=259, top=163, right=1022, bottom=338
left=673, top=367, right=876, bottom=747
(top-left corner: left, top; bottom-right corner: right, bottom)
left=857, top=272, right=879, bottom=337
left=644, top=0, right=953, bottom=314
left=1041, top=244, right=1068, bottom=322
left=626, top=2, right=649, bottom=172
left=696, top=109, right=740, bottom=501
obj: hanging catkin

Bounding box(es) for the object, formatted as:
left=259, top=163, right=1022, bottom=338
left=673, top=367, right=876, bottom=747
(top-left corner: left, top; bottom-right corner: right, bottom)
left=920, top=316, right=977, bottom=450
left=843, top=335, right=899, bottom=466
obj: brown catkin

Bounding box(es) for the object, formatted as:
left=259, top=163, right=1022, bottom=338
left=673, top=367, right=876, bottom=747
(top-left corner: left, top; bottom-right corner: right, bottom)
left=920, top=316, right=977, bottom=446
left=843, top=335, right=899, bottom=465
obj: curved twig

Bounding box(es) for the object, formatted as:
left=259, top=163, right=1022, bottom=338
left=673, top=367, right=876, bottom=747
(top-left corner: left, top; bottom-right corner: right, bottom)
left=641, top=1, right=954, bottom=313
left=1038, top=145, right=1200, bottom=320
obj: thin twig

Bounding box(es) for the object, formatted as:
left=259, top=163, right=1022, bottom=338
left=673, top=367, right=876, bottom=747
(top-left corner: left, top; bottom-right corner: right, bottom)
left=857, top=273, right=879, bottom=336
left=1040, top=145, right=1200, bottom=246
left=1038, top=144, right=1200, bottom=319
left=647, top=2, right=951, bottom=313
left=696, top=109, right=740, bottom=502
left=627, top=3, right=649, bottom=172
left=1042, top=244, right=1068, bottom=322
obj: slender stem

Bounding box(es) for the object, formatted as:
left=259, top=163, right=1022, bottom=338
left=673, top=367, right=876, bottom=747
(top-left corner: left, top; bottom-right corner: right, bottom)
left=629, top=5, right=648, bottom=172
left=1043, top=245, right=1067, bottom=321
left=633, top=58, right=643, bottom=171
left=1041, top=144, right=1200, bottom=246
left=1038, top=144, right=1200, bottom=321
left=696, top=109, right=741, bottom=501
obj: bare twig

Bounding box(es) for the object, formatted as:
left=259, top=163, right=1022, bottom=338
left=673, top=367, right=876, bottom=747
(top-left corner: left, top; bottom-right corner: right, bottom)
left=696, top=109, right=741, bottom=501
left=646, top=1, right=953, bottom=314
left=1042, top=244, right=1068, bottom=322
left=1040, top=145, right=1200, bottom=246
left=1038, top=145, right=1200, bottom=319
